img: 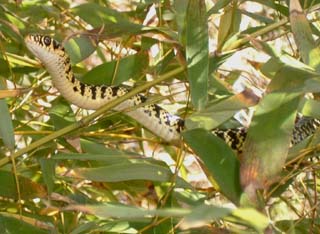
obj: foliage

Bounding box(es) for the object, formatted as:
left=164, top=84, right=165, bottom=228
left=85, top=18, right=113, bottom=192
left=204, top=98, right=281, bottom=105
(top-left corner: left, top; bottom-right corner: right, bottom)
left=0, top=0, right=320, bottom=233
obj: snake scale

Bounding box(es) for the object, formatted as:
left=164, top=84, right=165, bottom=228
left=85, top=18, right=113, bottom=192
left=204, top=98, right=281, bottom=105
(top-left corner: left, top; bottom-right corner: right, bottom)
left=25, top=34, right=320, bottom=152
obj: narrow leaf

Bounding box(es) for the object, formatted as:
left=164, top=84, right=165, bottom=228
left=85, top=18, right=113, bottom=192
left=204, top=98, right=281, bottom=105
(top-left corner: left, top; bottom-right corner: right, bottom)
left=64, top=35, right=96, bottom=64
left=290, top=0, right=320, bottom=71
left=186, top=0, right=208, bottom=110
left=0, top=79, right=14, bottom=150
left=180, top=204, right=232, bottom=229
left=81, top=52, right=148, bottom=85
left=217, top=4, right=241, bottom=50
left=240, top=92, right=300, bottom=201
left=65, top=203, right=189, bottom=219
left=300, top=98, right=320, bottom=117
left=207, top=0, right=233, bottom=15
left=70, top=163, right=191, bottom=188
left=231, top=208, right=269, bottom=232
left=183, top=129, right=241, bottom=204
left=0, top=170, right=47, bottom=199
left=80, top=139, right=139, bottom=156
left=0, top=213, right=49, bottom=234
left=174, top=0, right=189, bottom=44
left=186, top=90, right=258, bottom=130
left=39, top=159, right=55, bottom=195
left=48, top=98, right=76, bottom=130
left=71, top=3, right=143, bottom=37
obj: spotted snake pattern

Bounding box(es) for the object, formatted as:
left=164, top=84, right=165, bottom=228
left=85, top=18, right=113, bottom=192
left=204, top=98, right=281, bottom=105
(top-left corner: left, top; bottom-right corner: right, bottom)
left=25, top=34, right=320, bottom=152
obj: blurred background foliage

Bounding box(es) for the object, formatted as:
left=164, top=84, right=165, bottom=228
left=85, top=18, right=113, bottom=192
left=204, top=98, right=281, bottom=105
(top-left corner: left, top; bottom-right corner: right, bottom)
left=1, top=0, right=320, bottom=233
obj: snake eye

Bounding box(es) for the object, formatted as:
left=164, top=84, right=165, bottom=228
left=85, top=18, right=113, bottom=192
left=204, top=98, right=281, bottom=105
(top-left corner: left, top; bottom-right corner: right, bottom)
left=43, top=36, right=51, bottom=46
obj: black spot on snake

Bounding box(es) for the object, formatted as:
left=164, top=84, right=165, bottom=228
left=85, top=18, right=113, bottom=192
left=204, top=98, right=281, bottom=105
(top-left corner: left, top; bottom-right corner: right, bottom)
left=80, top=83, right=86, bottom=96
left=111, top=86, right=119, bottom=96
left=100, top=86, right=107, bottom=99
left=91, top=86, right=97, bottom=100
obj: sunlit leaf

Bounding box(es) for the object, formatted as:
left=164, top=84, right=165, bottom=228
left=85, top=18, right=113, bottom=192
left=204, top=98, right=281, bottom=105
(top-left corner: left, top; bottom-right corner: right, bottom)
left=64, top=35, right=97, bottom=64
left=290, top=0, right=320, bottom=71
left=217, top=4, right=241, bottom=51
left=300, top=98, right=320, bottom=118
left=81, top=52, right=148, bottom=85
left=231, top=208, right=269, bottom=231
left=71, top=3, right=143, bottom=37
left=186, top=90, right=258, bottom=130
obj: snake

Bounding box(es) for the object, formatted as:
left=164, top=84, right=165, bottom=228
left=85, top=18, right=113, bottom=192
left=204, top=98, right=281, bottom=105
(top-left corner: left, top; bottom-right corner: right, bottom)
left=24, top=34, right=320, bottom=153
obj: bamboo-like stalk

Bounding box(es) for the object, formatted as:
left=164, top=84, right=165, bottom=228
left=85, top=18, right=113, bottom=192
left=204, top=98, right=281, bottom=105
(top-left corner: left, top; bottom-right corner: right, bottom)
left=224, top=3, right=320, bottom=51
left=0, top=66, right=185, bottom=167
left=224, top=18, right=289, bottom=51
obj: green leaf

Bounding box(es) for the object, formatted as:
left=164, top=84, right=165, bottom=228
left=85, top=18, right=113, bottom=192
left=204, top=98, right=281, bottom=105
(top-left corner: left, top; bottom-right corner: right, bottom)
left=71, top=3, right=129, bottom=27
left=290, top=0, right=320, bottom=71
left=173, top=189, right=206, bottom=206
left=231, top=208, right=269, bottom=232
left=71, top=3, right=143, bottom=37
left=261, top=55, right=320, bottom=93
left=179, top=204, right=232, bottom=229
left=0, top=213, right=49, bottom=234
left=70, top=222, right=98, bottom=234
left=186, top=0, right=209, bottom=110
left=183, top=129, right=241, bottom=204
left=186, top=91, right=256, bottom=130
left=81, top=139, right=139, bottom=156
left=81, top=52, right=148, bottom=85
left=64, top=35, right=96, bottom=64
left=209, top=52, right=233, bottom=74
left=66, top=203, right=189, bottom=219
left=39, top=158, right=55, bottom=195
left=0, top=170, right=47, bottom=200
left=70, top=163, right=191, bottom=188
left=207, top=0, right=233, bottom=15
left=0, top=79, right=14, bottom=150
left=252, top=0, right=288, bottom=16
left=217, top=5, right=241, bottom=51
left=71, top=221, right=133, bottom=234
left=55, top=152, right=139, bottom=165
left=0, top=59, right=10, bottom=76
left=267, top=65, right=320, bottom=93
left=300, top=98, right=320, bottom=118
left=48, top=98, right=76, bottom=130
left=276, top=218, right=320, bottom=234
left=174, top=0, right=189, bottom=44
left=240, top=92, right=301, bottom=200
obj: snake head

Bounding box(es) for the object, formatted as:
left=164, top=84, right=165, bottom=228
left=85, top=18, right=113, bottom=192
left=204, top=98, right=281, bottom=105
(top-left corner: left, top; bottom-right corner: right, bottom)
left=25, top=34, right=61, bottom=49
left=25, top=34, right=65, bottom=65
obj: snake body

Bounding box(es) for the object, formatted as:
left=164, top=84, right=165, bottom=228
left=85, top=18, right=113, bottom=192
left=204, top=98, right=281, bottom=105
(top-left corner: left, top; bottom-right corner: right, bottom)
left=25, top=34, right=320, bottom=152
left=25, top=34, right=184, bottom=142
